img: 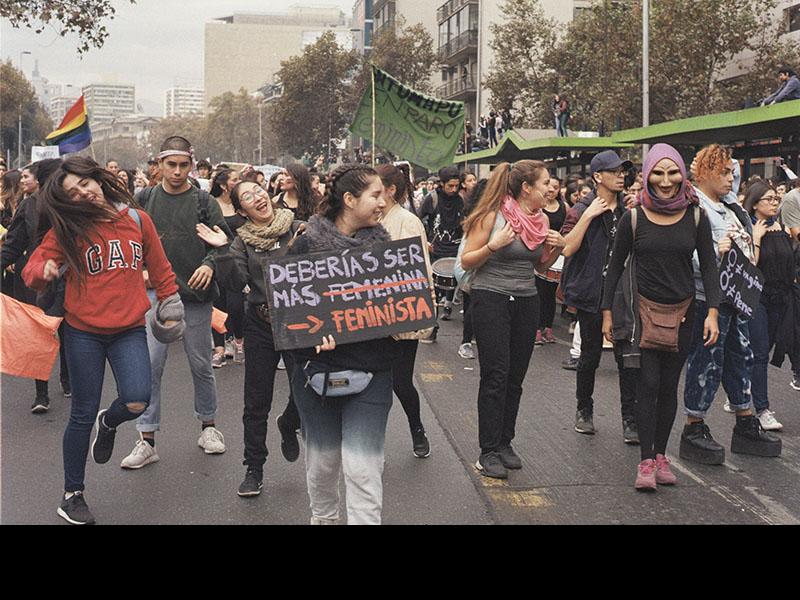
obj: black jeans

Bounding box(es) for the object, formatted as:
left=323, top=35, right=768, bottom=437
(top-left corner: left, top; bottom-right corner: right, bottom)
left=637, top=304, right=695, bottom=460
left=472, top=289, right=540, bottom=453
left=212, top=286, right=245, bottom=348
left=576, top=309, right=637, bottom=421
left=461, top=292, right=474, bottom=344
left=392, top=339, right=423, bottom=431
left=535, top=277, right=559, bottom=329
left=242, top=307, right=299, bottom=469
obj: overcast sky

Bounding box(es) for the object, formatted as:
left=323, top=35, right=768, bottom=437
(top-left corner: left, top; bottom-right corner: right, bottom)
left=1, top=0, right=354, bottom=114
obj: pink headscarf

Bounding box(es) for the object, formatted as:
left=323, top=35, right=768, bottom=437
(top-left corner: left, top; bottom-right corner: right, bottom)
left=639, top=143, right=698, bottom=214
left=500, top=195, right=549, bottom=250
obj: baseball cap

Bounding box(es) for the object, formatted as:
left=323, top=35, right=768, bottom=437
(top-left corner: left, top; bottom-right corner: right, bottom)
left=591, top=150, right=633, bottom=175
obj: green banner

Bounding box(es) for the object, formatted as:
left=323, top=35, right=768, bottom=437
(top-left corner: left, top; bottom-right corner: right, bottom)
left=350, top=66, right=466, bottom=172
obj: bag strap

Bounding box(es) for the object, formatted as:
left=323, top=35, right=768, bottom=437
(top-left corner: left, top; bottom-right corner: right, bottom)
left=631, top=206, right=638, bottom=242
left=195, top=188, right=211, bottom=225
left=128, top=207, right=142, bottom=230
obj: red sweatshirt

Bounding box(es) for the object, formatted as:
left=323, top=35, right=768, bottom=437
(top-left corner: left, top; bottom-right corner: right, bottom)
left=22, top=207, right=179, bottom=335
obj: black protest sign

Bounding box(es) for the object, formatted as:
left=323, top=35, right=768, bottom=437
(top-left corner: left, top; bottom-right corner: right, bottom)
left=266, top=237, right=436, bottom=351
left=719, top=246, right=764, bottom=318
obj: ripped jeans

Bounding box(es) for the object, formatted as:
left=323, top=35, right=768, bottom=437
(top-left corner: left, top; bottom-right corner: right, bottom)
left=62, top=323, right=151, bottom=492
left=683, top=301, right=754, bottom=419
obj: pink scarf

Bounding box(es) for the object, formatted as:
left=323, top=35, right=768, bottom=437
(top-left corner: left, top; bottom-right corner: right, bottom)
left=501, top=196, right=549, bottom=250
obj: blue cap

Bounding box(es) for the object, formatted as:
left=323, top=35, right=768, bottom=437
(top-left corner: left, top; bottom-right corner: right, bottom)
left=590, top=150, right=633, bottom=175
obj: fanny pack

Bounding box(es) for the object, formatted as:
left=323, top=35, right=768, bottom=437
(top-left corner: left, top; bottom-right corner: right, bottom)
left=638, top=295, right=692, bottom=353
left=303, top=360, right=373, bottom=399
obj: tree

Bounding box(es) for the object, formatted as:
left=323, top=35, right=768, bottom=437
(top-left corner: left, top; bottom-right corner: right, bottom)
left=484, top=0, right=558, bottom=127
left=0, top=0, right=136, bottom=55
left=485, top=0, right=800, bottom=133
left=270, top=32, right=360, bottom=159
left=205, top=90, right=261, bottom=163
left=0, top=60, right=53, bottom=167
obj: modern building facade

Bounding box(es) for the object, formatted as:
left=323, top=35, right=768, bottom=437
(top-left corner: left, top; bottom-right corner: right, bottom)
left=352, top=0, right=375, bottom=53
left=204, top=6, right=353, bottom=108
left=82, top=83, right=136, bottom=125
left=164, top=87, right=204, bottom=118
left=48, top=94, right=81, bottom=125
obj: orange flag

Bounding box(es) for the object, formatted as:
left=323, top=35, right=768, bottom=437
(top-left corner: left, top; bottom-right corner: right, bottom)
left=1, top=294, right=63, bottom=381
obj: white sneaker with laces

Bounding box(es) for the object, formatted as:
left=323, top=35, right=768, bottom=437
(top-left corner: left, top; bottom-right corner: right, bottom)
left=757, top=409, right=783, bottom=431
left=458, top=343, right=475, bottom=360
left=198, top=426, right=226, bottom=454
left=723, top=398, right=735, bottom=413
left=120, top=438, right=160, bottom=469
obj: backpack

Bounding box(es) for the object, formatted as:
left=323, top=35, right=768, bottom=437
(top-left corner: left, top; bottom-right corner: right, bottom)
left=454, top=212, right=506, bottom=293
left=136, top=185, right=212, bottom=226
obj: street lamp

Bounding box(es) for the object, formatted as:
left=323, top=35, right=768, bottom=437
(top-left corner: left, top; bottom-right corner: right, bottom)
left=642, top=0, right=650, bottom=157
left=18, top=51, right=32, bottom=168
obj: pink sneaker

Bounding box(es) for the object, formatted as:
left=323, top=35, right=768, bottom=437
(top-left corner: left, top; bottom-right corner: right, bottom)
left=655, top=454, right=677, bottom=485
left=544, top=328, right=556, bottom=343
left=535, top=330, right=544, bottom=345
left=635, top=459, right=657, bottom=491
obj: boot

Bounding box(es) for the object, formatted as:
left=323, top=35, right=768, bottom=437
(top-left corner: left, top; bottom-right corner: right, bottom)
left=679, top=421, right=725, bottom=465
left=731, top=414, right=781, bottom=457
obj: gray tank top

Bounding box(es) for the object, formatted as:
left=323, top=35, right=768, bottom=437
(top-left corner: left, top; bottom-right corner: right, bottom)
left=471, top=235, right=544, bottom=297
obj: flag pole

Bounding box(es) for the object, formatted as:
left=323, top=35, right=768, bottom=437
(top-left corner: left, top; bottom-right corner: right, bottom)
left=371, top=66, right=376, bottom=168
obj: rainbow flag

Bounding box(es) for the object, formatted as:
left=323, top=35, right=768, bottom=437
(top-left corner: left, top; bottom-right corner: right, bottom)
left=45, top=95, right=91, bottom=154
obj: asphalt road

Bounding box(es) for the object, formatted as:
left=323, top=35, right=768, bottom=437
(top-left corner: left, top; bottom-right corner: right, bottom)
left=2, top=309, right=798, bottom=525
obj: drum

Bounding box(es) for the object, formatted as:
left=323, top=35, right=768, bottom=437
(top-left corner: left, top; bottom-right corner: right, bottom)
left=432, top=257, right=458, bottom=291
left=536, top=254, right=564, bottom=283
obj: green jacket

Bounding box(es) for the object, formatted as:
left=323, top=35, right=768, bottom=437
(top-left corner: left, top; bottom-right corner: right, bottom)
left=136, top=184, right=230, bottom=303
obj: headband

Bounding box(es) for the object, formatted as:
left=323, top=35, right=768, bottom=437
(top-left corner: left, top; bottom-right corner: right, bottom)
left=157, top=150, right=192, bottom=160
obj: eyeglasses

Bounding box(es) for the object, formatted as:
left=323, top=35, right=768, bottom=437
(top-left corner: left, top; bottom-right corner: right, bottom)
left=240, top=188, right=269, bottom=203
left=759, top=195, right=780, bottom=204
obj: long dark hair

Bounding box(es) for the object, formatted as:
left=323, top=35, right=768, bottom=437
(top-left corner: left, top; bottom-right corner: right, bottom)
left=38, top=156, right=134, bottom=281
left=210, top=169, right=235, bottom=197
left=284, top=162, right=321, bottom=221
left=267, top=171, right=283, bottom=196
left=0, top=170, right=22, bottom=214
left=318, top=164, right=379, bottom=221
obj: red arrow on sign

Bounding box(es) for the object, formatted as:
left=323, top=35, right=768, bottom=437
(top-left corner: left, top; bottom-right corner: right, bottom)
left=288, top=316, right=324, bottom=334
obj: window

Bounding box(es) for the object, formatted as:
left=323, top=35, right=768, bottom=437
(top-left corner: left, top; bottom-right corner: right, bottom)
left=787, top=3, right=800, bottom=33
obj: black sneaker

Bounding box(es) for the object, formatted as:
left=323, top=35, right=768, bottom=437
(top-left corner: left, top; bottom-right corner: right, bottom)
left=623, top=420, right=640, bottom=445
left=91, top=408, right=117, bottom=464
left=276, top=413, right=300, bottom=463
left=57, top=491, right=95, bottom=525
left=574, top=410, right=596, bottom=434
left=498, top=445, right=522, bottom=469
left=561, top=357, right=579, bottom=371
left=441, top=306, right=453, bottom=321
left=61, top=381, right=72, bottom=398
left=237, top=468, right=263, bottom=497
left=420, top=328, right=438, bottom=344
left=731, top=415, right=782, bottom=457
left=475, top=451, right=508, bottom=479
left=411, top=426, right=431, bottom=458
left=679, top=421, right=725, bottom=464
left=31, top=394, right=50, bottom=414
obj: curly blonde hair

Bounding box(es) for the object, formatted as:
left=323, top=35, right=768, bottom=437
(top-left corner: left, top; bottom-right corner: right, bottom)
left=693, top=144, right=732, bottom=183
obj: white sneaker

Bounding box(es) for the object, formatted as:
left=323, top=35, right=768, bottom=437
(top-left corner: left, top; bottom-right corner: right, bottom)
left=120, top=438, right=160, bottom=469
left=224, top=338, right=235, bottom=359
left=723, top=398, right=735, bottom=413
left=757, top=409, right=783, bottom=431
left=233, top=340, right=245, bottom=364
left=277, top=356, right=286, bottom=370
left=458, top=342, right=475, bottom=360
left=198, top=426, right=226, bottom=454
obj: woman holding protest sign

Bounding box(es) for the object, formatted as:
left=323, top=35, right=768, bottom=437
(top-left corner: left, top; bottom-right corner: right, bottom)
left=286, top=164, right=397, bottom=525
left=600, top=144, right=720, bottom=491
left=197, top=180, right=306, bottom=497
left=22, top=157, right=181, bottom=525
left=376, top=163, right=433, bottom=459
left=743, top=180, right=795, bottom=431
left=460, top=160, right=566, bottom=480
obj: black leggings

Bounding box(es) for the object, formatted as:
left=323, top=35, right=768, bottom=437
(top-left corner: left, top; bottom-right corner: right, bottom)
left=212, top=286, right=245, bottom=347
left=637, top=304, right=695, bottom=461
left=462, top=292, right=474, bottom=344
left=392, top=339, right=423, bottom=431
left=535, top=277, right=559, bottom=329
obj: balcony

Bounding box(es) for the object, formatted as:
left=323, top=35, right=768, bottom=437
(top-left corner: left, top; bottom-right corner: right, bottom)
left=437, top=28, right=478, bottom=64
left=437, top=0, right=478, bottom=24
left=373, top=16, right=396, bottom=36
left=436, top=75, right=477, bottom=101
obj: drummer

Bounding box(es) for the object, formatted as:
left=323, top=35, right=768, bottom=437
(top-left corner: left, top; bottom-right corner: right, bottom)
left=535, top=176, right=568, bottom=345
left=418, top=166, right=466, bottom=342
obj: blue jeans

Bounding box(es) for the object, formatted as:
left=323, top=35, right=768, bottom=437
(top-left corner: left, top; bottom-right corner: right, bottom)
left=63, top=323, right=151, bottom=492
left=291, top=366, right=393, bottom=525
left=750, top=300, right=786, bottom=412
left=684, top=301, right=754, bottom=419
left=137, top=291, right=218, bottom=432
